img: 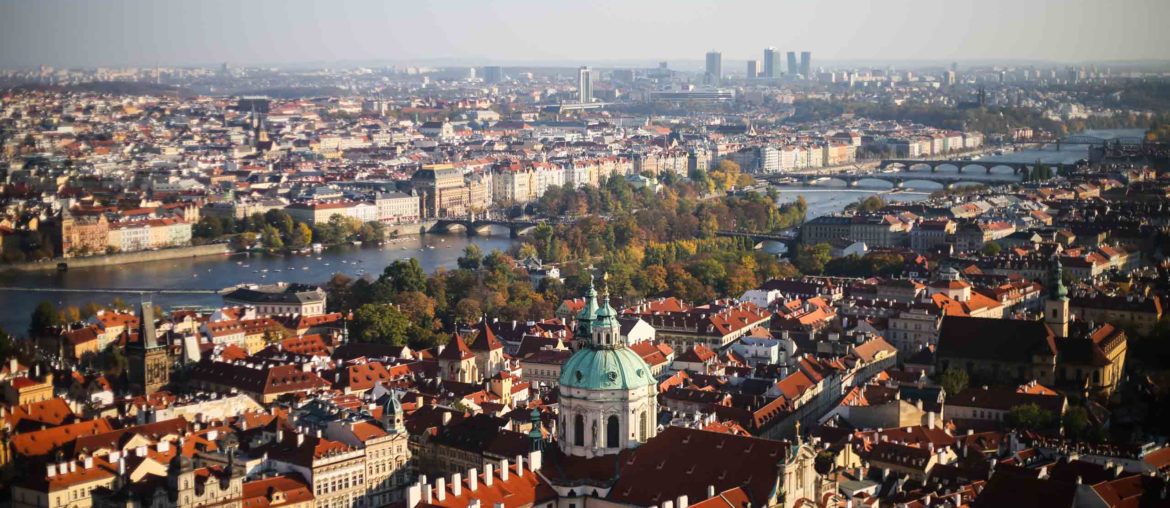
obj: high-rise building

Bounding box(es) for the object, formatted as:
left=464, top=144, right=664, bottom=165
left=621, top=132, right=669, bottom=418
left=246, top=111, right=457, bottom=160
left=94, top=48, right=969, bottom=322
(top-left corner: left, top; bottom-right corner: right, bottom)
left=763, top=47, right=781, bottom=78
left=483, top=66, right=503, bottom=84
left=705, top=51, right=722, bottom=85
left=578, top=66, right=593, bottom=103
left=800, top=51, right=811, bottom=78
left=945, top=70, right=956, bottom=86
left=746, top=60, right=760, bottom=79
left=787, top=52, right=798, bottom=76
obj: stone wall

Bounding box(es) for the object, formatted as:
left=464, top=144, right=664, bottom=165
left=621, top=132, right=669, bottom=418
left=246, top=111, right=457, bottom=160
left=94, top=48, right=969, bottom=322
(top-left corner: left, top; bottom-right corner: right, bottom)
left=4, top=243, right=232, bottom=272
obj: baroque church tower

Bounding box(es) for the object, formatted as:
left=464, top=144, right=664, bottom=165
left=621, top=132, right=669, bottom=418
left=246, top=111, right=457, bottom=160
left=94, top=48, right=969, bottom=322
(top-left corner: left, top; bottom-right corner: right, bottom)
left=1045, top=257, right=1070, bottom=338
left=557, top=276, right=658, bottom=458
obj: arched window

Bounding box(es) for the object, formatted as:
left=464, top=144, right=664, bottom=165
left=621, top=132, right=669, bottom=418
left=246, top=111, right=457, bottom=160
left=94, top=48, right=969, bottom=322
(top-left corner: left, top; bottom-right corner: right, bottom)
left=639, top=411, right=647, bottom=441
left=606, top=415, right=620, bottom=448
left=574, top=414, right=585, bottom=447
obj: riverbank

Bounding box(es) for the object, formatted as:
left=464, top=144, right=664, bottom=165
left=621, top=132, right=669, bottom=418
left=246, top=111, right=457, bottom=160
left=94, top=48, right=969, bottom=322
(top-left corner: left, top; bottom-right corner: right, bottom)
left=1, top=243, right=233, bottom=272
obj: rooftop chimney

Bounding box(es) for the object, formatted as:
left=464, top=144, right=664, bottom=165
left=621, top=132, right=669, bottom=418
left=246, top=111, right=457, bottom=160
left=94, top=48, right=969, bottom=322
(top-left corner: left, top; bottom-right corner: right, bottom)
left=468, top=467, right=478, bottom=491
left=485, top=464, right=494, bottom=486
left=436, top=477, right=446, bottom=501
left=500, top=458, right=510, bottom=481
left=452, top=473, right=462, bottom=496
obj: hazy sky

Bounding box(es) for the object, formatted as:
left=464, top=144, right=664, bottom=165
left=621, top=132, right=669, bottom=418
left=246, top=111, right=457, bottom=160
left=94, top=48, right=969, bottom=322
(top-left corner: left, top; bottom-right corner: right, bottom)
left=1, top=0, right=1168, bottom=68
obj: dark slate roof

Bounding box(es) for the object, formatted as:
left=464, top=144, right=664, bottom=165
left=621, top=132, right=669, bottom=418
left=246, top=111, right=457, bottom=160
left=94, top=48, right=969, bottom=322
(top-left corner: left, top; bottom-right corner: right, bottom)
left=937, top=316, right=1056, bottom=364
left=971, top=473, right=1077, bottom=508
left=223, top=283, right=324, bottom=305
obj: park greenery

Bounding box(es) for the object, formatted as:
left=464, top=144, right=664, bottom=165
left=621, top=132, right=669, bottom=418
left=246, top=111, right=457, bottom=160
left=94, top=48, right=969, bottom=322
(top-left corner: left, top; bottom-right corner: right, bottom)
left=194, top=209, right=384, bottom=252
left=330, top=170, right=806, bottom=348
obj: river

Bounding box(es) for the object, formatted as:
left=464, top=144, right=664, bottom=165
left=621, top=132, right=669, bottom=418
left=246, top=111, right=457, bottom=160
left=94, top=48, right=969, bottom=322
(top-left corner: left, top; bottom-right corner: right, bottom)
left=0, top=187, right=908, bottom=332
left=0, top=129, right=1140, bottom=334
left=0, top=234, right=518, bottom=334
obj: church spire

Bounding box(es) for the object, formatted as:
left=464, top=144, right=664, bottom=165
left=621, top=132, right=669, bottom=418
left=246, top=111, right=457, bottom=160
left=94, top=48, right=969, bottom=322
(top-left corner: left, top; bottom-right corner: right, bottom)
left=574, top=274, right=599, bottom=345
left=1048, top=256, right=1068, bottom=301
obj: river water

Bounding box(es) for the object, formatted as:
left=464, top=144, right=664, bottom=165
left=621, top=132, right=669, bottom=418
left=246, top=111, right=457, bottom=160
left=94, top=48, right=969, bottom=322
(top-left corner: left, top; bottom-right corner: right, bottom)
left=0, top=130, right=1137, bottom=333
left=0, top=234, right=517, bottom=334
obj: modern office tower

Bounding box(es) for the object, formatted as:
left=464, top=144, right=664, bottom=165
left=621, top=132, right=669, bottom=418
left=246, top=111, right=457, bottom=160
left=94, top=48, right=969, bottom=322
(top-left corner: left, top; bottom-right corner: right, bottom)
left=746, top=60, right=760, bottom=79
left=945, top=70, right=956, bottom=86
left=467, top=67, right=477, bottom=80
left=705, top=51, right=722, bottom=85
left=578, top=66, right=593, bottom=103
left=800, top=51, right=811, bottom=78
left=787, top=52, right=798, bottom=76
left=483, top=66, right=503, bottom=84
left=763, top=47, right=781, bottom=78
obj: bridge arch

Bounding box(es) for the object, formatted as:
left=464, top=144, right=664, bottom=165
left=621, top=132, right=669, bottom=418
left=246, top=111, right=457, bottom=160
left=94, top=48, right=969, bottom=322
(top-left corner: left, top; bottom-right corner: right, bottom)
left=934, top=163, right=960, bottom=174
left=960, top=163, right=989, bottom=174
left=437, top=222, right=468, bottom=234
left=512, top=225, right=537, bottom=237
left=853, top=178, right=897, bottom=189
left=899, top=179, right=947, bottom=190
left=908, top=163, right=933, bottom=173
left=808, top=177, right=850, bottom=187
left=988, top=164, right=1017, bottom=175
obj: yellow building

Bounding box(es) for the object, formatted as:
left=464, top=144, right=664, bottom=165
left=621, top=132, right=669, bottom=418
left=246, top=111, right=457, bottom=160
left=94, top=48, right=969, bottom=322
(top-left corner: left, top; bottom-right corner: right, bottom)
left=4, top=373, right=54, bottom=405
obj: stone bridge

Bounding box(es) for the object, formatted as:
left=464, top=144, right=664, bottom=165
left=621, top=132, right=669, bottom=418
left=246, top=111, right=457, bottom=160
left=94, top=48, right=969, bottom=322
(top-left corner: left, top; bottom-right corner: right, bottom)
left=714, top=230, right=797, bottom=257
left=761, top=171, right=1022, bottom=189
left=430, top=217, right=544, bottom=238
left=876, top=159, right=1075, bottom=174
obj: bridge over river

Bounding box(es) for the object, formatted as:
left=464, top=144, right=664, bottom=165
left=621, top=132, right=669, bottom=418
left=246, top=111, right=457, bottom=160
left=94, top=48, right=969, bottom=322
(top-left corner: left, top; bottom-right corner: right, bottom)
left=761, top=170, right=1023, bottom=189
left=430, top=217, right=545, bottom=237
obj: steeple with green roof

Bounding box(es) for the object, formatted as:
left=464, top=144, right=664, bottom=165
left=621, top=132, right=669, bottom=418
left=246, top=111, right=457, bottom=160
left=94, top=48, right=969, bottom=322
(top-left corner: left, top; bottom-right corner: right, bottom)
left=1048, top=257, right=1068, bottom=301
left=573, top=275, right=599, bottom=343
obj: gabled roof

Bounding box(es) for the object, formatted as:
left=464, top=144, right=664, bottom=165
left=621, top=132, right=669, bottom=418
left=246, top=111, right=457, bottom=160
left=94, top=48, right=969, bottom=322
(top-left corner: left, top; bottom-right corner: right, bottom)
left=469, top=320, right=503, bottom=351
left=437, top=334, right=476, bottom=361
left=12, top=418, right=115, bottom=457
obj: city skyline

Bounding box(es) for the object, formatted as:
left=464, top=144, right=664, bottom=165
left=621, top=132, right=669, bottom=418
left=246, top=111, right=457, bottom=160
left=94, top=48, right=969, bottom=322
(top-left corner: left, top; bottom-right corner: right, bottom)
left=2, top=0, right=1169, bottom=68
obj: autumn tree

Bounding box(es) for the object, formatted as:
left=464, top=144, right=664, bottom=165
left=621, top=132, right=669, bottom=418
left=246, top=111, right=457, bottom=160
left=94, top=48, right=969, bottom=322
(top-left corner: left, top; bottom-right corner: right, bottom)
left=794, top=243, right=832, bottom=275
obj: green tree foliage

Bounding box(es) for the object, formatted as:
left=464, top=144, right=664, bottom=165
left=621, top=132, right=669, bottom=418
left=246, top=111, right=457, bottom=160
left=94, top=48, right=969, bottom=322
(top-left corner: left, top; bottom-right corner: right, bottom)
left=264, top=209, right=295, bottom=238
left=193, top=215, right=224, bottom=239
left=99, top=346, right=129, bottom=377
left=1062, top=406, right=1092, bottom=440
left=30, top=300, right=60, bottom=336
left=351, top=304, right=411, bottom=345
left=941, top=367, right=969, bottom=396
left=823, top=252, right=905, bottom=277
left=794, top=243, right=832, bottom=275
left=288, top=223, right=313, bottom=250
left=855, top=195, right=886, bottom=214
left=0, top=327, right=19, bottom=363
left=458, top=244, right=483, bottom=270
left=231, top=232, right=258, bottom=250
left=981, top=241, right=1003, bottom=256
left=1005, top=404, right=1057, bottom=430
left=383, top=259, right=428, bottom=294
left=260, top=224, right=285, bottom=251
left=359, top=221, right=385, bottom=243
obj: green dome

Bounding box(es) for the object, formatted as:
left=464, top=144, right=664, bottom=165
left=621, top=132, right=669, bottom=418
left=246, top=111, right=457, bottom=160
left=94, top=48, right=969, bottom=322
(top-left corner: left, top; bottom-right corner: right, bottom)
left=559, top=346, right=655, bottom=391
